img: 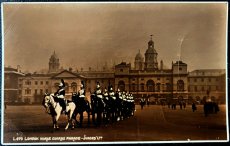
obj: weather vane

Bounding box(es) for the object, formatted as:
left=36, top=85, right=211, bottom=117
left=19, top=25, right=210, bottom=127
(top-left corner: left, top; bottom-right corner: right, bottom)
left=150, top=34, right=153, bottom=40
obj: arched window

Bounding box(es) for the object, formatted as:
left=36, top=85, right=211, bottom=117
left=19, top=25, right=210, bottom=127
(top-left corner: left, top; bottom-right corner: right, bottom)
left=71, top=82, right=77, bottom=92
left=177, top=80, right=184, bottom=91
left=166, top=83, right=171, bottom=92
left=118, top=80, right=125, bottom=92
left=146, top=80, right=155, bottom=92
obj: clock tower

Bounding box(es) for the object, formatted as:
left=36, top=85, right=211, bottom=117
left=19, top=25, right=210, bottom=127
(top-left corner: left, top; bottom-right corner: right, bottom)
left=144, top=35, right=158, bottom=71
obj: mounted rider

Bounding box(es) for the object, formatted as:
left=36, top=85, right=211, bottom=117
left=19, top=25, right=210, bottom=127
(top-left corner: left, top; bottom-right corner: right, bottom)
left=103, top=88, right=110, bottom=123
left=108, top=85, right=116, bottom=122
left=55, top=79, right=68, bottom=114
left=78, top=81, right=86, bottom=110
left=94, top=82, right=104, bottom=126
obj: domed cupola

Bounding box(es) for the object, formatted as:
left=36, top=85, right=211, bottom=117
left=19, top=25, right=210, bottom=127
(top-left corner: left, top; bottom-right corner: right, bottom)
left=49, top=51, right=60, bottom=73
left=50, top=51, right=58, bottom=61
left=144, top=35, right=158, bottom=71
left=134, top=50, right=144, bottom=70
left=148, top=39, right=154, bottom=48
left=135, top=50, right=144, bottom=61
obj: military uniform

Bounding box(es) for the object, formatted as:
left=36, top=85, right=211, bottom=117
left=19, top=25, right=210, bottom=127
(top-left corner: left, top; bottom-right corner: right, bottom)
left=94, top=82, right=104, bottom=126
left=109, top=86, right=116, bottom=122
left=55, top=79, right=67, bottom=113
left=78, top=82, right=86, bottom=111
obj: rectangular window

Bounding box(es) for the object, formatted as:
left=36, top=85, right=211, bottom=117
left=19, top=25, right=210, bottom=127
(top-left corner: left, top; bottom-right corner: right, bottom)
left=194, top=78, right=197, bottom=82
left=194, top=86, right=197, bottom=92
left=179, top=67, right=182, bottom=71
left=25, top=89, right=31, bottom=95
left=201, top=78, right=204, bottom=82
left=40, top=89, right=43, bottom=94
left=41, top=81, right=43, bottom=85
left=141, top=78, right=144, bottom=81
left=35, top=89, right=37, bottom=95
left=201, top=86, right=204, bottom=91
left=35, top=81, right=38, bottom=85
left=46, top=81, right=49, bottom=85
left=209, top=78, right=211, bottom=82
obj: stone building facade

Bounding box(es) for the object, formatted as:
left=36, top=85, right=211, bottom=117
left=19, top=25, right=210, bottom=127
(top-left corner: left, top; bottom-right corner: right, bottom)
left=4, top=37, right=226, bottom=104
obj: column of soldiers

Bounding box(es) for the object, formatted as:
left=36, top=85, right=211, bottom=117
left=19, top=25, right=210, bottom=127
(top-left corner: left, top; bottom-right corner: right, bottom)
left=90, top=82, right=135, bottom=126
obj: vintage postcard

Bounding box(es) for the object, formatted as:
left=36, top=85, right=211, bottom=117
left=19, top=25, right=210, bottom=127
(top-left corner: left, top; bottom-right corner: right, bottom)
left=1, top=2, right=228, bottom=145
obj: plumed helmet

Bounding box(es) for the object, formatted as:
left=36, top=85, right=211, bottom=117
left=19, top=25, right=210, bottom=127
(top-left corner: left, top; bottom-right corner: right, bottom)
left=59, top=79, right=65, bottom=87
left=59, top=82, right=63, bottom=87
left=96, top=82, right=100, bottom=88
left=80, top=81, right=84, bottom=88
left=104, top=89, right=107, bottom=92
left=117, top=88, right=120, bottom=92
left=109, top=85, right=113, bottom=91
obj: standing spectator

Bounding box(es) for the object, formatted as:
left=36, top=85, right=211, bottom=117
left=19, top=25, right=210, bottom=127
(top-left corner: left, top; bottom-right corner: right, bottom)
left=192, top=102, right=197, bottom=112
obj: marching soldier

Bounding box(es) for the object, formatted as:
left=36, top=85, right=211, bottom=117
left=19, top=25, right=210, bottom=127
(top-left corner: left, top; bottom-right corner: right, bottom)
left=55, top=79, right=68, bottom=114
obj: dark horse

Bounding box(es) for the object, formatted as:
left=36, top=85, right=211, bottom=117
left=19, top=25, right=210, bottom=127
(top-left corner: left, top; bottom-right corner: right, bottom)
left=72, top=93, right=91, bottom=127
left=90, top=94, right=104, bottom=126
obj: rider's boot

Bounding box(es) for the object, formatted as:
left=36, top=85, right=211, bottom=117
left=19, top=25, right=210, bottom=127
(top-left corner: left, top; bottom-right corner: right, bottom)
left=65, top=100, right=69, bottom=114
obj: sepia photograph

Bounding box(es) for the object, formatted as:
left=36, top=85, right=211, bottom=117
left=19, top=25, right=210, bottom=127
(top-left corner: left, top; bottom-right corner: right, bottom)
left=1, top=2, right=228, bottom=144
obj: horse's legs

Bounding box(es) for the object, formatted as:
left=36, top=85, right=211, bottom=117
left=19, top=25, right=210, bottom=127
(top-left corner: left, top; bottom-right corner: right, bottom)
left=55, top=112, right=61, bottom=129
left=65, top=108, right=74, bottom=131
left=87, top=111, right=90, bottom=126
left=52, top=116, right=56, bottom=129
left=92, top=110, right=96, bottom=126
left=79, top=112, right=83, bottom=127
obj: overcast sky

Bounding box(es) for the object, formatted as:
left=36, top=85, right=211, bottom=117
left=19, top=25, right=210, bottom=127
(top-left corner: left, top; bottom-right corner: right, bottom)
left=3, top=3, right=227, bottom=72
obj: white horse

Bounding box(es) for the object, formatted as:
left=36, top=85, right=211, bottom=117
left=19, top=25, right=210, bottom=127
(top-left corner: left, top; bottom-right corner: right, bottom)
left=42, top=93, right=76, bottom=131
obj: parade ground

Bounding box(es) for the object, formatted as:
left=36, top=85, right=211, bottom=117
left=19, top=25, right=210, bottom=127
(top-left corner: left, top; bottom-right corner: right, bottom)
left=3, top=104, right=228, bottom=144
